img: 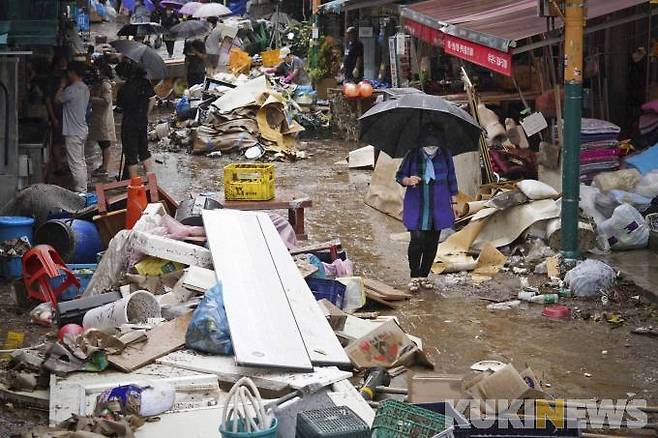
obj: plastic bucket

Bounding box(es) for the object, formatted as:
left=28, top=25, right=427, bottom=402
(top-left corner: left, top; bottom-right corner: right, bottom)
left=219, top=418, right=278, bottom=438
left=52, top=264, right=98, bottom=301
left=0, top=216, right=35, bottom=244
left=82, top=290, right=161, bottom=332
left=35, top=219, right=103, bottom=264
left=0, top=255, right=23, bottom=279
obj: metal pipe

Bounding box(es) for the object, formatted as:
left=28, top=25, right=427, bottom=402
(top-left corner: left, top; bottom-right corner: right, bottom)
left=560, top=0, right=585, bottom=260
left=0, top=80, right=9, bottom=167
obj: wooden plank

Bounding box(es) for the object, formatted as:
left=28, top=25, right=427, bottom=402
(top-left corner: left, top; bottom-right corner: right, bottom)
left=108, top=312, right=193, bottom=372
left=256, top=213, right=351, bottom=367
left=290, top=239, right=342, bottom=256
left=157, top=350, right=352, bottom=392
left=363, top=278, right=411, bottom=300
left=131, top=231, right=213, bottom=268
left=202, top=210, right=312, bottom=371
left=364, top=288, right=398, bottom=309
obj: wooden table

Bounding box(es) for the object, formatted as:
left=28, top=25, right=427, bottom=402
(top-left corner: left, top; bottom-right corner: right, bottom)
left=221, top=190, right=313, bottom=240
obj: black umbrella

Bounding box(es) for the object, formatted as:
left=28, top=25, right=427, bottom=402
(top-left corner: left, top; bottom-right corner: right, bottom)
left=359, top=93, right=482, bottom=158
left=117, top=22, right=164, bottom=38
left=110, top=40, right=166, bottom=80
left=168, top=20, right=210, bottom=39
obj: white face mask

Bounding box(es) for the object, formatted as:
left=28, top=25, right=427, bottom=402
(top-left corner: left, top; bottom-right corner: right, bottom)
left=423, top=146, right=439, bottom=155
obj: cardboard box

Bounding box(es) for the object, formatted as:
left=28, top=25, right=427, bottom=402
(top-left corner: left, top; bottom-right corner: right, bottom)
left=465, top=364, right=547, bottom=413
left=409, top=373, right=465, bottom=403
left=344, top=319, right=432, bottom=369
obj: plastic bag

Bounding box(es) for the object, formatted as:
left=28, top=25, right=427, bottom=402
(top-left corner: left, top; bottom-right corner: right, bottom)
left=634, top=170, right=658, bottom=199
left=592, top=169, right=641, bottom=193
left=175, top=96, right=190, bottom=116
left=516, top=180, right=558, bottom=200
left=185, top=283, right=233, bottom=355
left=564, top=259, right=616, bottom=297
left=595, top=190, right=652, bottom=218
left=104, top=5, right=118, bottom=20
left=598, top=204, right=649, bottom=250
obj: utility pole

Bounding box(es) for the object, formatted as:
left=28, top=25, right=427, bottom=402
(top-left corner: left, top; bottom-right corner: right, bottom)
left=560, top=0, right=585, bottom=260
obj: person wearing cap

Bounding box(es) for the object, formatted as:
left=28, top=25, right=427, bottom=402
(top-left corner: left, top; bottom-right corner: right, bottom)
left=342, top=26, right=363, bottom=83
left=396, top=127, right=460, bottom=292
left=271, top=47, right=310, bottom=85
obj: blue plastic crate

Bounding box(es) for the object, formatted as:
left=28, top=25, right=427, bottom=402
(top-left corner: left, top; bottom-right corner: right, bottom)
left=305, top=278, right=346, bottom=309
left=51, top=263, right=97, bottom=301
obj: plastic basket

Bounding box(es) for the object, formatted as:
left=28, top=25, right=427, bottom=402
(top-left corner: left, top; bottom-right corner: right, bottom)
left=224, top=163, right=275, bottom=201
left=305, top=278, right=346, bottom=309
left=51, top=263, right=97, bottom=301
left=261, top=48, right=281, bottom=68
left=296, top=406, right=370, bottom=438
left=372, top=399, right=449, bottom=438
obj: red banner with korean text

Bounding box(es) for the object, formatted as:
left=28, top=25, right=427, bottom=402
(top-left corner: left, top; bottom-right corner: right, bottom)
left=443, top=34, right=512, bottom=77
left=404, top=20, right=444, bottom=47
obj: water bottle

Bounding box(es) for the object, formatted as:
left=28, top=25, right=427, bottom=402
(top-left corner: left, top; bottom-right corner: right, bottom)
left=518, top=291, right=538, bottom=301
left=529, top=294, right=559, bottom=304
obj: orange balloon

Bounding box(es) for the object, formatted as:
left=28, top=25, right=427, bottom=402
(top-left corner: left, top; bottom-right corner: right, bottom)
left=343, top=83, right=359, bottom=98
left=358, top=81, right=373, bottom=98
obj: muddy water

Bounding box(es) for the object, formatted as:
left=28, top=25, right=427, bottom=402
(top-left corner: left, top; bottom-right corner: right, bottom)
left=151, top=139, right=658, bottom=402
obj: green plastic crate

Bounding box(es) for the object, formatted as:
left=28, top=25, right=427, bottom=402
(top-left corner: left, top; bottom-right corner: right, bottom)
left=372, top=399, right=449, bottom=438
left=296, top=406, right=370, bottom=438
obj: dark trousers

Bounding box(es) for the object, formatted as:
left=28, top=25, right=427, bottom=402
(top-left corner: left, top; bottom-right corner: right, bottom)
left=165, top=40, right=175, bottom=57
left=408, top=230, right=440, bottom=278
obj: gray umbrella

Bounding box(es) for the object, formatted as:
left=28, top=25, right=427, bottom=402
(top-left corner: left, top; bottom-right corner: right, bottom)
left=110, top=40, right=166, bottom=80
left=359, top=93, right=482, bottom=158
left=168, top=20, right=210, bottom=40
left=117, top=22, right=164, bottom=37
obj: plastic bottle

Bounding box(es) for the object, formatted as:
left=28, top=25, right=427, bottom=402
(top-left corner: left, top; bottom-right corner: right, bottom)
left=558, top=289, right=572, bottom=298
left=518, top=291, right=538, bottom=301
left=529, top=294, right=559, bottom=304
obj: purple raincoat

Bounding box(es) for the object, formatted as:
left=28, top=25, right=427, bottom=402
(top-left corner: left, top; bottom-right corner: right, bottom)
left=395, top=147, right=458, bottom=231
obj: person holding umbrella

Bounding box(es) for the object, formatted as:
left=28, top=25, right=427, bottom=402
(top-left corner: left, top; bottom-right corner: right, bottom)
left=396, top=127, right=460, bottom=292
left=359, top=93, right=483, bottom=292
left=183, top=38, right=207, bottom=87
left=395, top=126, right=459, bottom=292
left=116, top=64, right=156, bottom=178
left=161, top=6, right=180, bottom=58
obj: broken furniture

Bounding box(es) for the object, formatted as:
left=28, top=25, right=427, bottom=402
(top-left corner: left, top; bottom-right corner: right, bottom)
left=23, top=245, right=80, bottom=305
left=220, top=190, right=312, bottom=240
left=93, top=173, right=180, bottom=246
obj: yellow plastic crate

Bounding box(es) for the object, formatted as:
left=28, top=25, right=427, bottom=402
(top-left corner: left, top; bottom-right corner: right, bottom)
left=224, top=163, right=275, bottom=201
left=261, top=48, right=281, bottom=67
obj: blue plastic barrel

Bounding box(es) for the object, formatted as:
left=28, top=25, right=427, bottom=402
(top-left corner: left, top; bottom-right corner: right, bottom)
left=35, top=219, right=103, bottom=264
left=0, top=216, right=35, bottom=244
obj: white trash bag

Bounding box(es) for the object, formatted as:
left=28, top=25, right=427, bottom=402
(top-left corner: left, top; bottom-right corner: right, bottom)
left=564, top=259, right=616, bottom=297
left=598, top=204, right=649, bottom=250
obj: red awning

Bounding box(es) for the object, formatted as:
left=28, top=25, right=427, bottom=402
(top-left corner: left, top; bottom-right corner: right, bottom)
left=402, top=0, right=649, bottom=51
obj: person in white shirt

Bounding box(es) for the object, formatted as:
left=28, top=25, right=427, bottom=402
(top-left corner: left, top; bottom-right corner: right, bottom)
left=55, top=61, right=90, bottom=193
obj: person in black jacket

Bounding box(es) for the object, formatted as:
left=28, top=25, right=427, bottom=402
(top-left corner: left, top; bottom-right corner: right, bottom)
left=161, top=7, right=179, bottom=58
left=116, top=64, right=156, bottom=178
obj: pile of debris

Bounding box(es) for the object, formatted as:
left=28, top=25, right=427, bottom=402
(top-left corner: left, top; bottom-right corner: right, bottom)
left=152, top=73, right=331, bottom=161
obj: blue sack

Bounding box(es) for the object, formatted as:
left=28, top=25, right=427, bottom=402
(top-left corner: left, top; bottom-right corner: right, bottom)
left=175, top=96, right=190, bottom=116
left=185, top=283, right=233, bottom=355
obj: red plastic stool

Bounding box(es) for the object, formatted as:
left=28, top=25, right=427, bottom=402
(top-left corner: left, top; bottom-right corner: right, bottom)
left=22, top=245, right=80, bottom=306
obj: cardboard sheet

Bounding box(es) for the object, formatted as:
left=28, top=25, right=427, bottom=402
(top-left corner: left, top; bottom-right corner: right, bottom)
left=212, top=75, right=269, bottom=114
left=364, top=152, right=404, bottom=220
left=473, top=199, right=560, bottom=249
left=471, top=243, right=507, bottom=282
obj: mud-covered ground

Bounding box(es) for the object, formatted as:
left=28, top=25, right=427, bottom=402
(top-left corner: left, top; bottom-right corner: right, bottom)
left=1, top=134, right=657, bottom=436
